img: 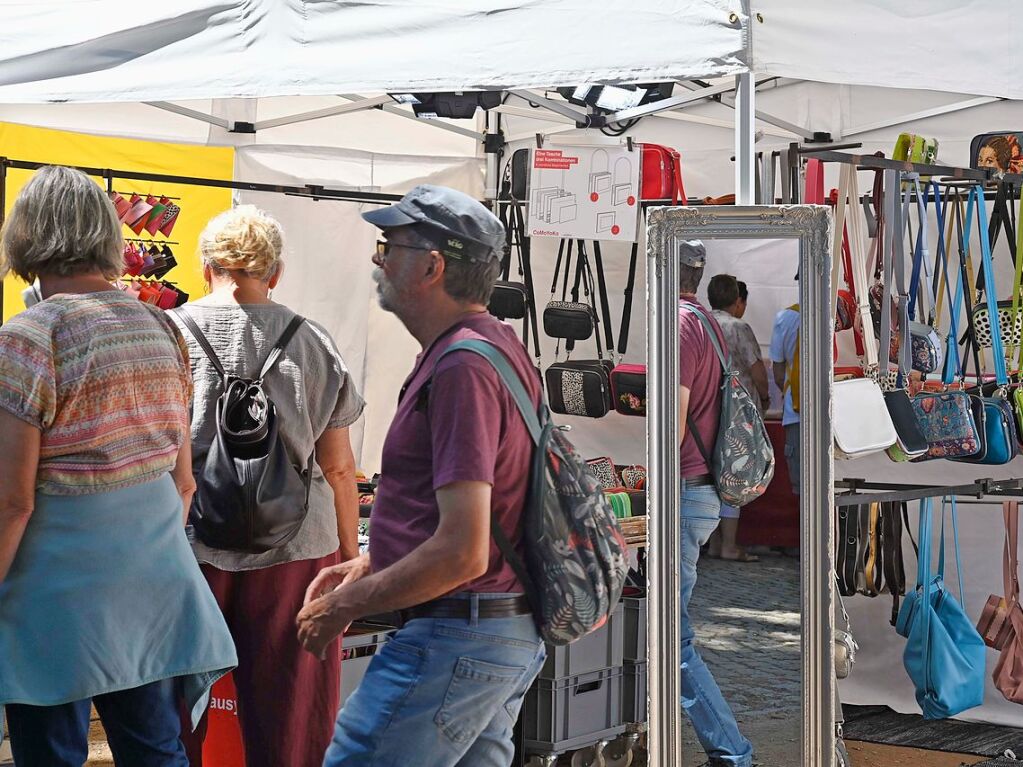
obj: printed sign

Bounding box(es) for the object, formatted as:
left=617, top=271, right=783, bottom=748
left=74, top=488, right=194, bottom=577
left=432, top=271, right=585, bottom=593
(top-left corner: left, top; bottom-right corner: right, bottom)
left=527, top=145, right=640, bottom=242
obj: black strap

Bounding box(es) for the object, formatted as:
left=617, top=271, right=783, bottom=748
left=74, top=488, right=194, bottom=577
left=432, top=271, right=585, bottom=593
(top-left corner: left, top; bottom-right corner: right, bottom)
left=577, top=242, right=604, bottom=360
left=173, top=309, right=227, bottom=380
left=618, top=242, right=639, bottom=356
left=978, top=179, right=1016, bottom=297
left=257, top=316, right=305, bottom=382
left=513, top=202, right=542, bottom=370
left=591, top=241, right=616, bottom=356
left=550, top=239, right=567, bottom=297
left=173, top=308, right=305, bottom=384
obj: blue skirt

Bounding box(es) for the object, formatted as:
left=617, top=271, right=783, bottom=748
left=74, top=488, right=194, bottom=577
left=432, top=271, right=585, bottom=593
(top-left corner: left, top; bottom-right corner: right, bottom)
left=0, top=474, right=237, bottom=727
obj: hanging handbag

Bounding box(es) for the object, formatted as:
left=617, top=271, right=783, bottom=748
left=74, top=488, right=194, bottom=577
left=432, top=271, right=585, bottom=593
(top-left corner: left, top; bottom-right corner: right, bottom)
left=546, top=244, right=613, bottom=418
left=911, top=182, right=983, bottom=462
left=640, top=143, right=687, bottom=204
left=832, top=165, right=898, bottom=459
left=952, top=185, right=1019, bottom=465
left=609, top=242, right=646, bottom=416
left=543, top=240, right=596, bottom=340
left=976, top=502, right=1023, bottom=703
left=895, top=497, right=986, bottom=720
left=834, top=584, right=859, bottom=680
left=869, top=171, right=928, bottom=461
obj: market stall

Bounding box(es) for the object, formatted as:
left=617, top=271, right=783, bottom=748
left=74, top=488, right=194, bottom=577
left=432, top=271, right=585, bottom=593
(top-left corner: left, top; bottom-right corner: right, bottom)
left=3, top=3, right=1023, bottom=765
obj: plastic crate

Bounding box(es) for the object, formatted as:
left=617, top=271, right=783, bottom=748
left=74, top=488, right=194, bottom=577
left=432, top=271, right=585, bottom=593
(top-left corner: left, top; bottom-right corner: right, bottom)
left=540, top=601, right=624, bottom=680
left=340, top=623, right=396, bottom=706
left=522, top=667, right=625, bottom=753
left=622, top=661, right=647, bottom=723
left=622, top=592, right=646, bottom=663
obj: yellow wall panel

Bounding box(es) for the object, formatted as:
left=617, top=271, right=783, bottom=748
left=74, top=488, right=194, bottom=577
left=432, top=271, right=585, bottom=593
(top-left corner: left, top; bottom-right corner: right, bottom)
left=1, top=122, right=234, bottom=321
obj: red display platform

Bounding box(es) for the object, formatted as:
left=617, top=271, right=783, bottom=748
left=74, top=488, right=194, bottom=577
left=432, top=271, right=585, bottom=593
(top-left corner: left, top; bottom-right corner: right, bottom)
left=737, top=419, right=800, bottom=548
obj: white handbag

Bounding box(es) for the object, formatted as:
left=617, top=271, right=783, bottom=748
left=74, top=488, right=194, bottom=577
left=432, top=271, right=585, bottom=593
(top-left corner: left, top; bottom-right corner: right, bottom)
left=832, top=165, right=898, bottom=459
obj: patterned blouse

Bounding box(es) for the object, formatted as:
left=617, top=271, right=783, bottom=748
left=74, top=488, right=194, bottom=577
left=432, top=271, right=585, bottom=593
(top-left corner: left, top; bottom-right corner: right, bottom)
left=0, top=291, right=192, bottom=495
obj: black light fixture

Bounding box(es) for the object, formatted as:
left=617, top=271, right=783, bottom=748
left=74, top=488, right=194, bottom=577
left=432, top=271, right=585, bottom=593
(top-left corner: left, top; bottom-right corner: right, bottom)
left=389, top=91, right=503, bottom=119
left=556, top=83, right=674, bottom=113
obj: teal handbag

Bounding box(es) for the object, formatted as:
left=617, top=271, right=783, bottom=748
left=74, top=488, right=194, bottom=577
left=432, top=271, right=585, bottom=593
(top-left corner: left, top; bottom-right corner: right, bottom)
left=895, top=497, right=986, bottom=719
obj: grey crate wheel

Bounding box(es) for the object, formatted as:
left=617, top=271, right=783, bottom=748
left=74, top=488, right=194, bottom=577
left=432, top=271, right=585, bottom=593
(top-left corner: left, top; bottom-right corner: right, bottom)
left=570, top=742, right=607, bottom=767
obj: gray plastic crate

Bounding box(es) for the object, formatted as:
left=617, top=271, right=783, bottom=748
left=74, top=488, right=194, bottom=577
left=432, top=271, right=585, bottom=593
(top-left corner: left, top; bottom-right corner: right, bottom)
left=522, top=667, right=625, bottom=753
left=340, top=623, right=396, bottom=706
left=622, top=661, right=647, bottom=723
left=622, top=592, right=646, bottom=663
left=540, top=601, right=624, bottom=679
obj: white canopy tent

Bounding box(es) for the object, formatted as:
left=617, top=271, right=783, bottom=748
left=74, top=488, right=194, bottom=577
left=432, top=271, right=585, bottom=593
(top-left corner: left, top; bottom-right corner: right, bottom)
left=3, top=1, right=1023, bottom=761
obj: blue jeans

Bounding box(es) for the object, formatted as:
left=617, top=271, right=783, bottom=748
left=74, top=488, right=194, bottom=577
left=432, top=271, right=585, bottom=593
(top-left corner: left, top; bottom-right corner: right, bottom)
left=681, top=482, right=754, bottom=767
left=5, top=679, right=187, bottom=767
left=324, top=596, right=545, bottom=767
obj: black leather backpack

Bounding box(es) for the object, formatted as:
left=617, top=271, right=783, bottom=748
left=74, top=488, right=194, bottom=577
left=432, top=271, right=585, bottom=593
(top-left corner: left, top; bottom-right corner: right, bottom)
left=173, top=309, right=314, bottom=553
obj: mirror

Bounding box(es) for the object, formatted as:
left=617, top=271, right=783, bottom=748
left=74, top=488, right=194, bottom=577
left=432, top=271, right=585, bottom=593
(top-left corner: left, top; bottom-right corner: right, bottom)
left=645, top=205, right=833, bottom=766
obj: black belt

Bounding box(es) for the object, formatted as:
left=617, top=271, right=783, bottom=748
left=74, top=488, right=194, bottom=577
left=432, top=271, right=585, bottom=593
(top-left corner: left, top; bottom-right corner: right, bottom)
left=400, top=595, right=531, bottom=623
left=683, top=473, right=715, bottom=488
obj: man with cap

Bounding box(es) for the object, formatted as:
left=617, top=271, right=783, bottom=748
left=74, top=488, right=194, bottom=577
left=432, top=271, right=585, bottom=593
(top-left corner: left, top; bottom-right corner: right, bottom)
left=297, top=185, right=545, bottom=767
left=676, top=240, right=755, bottom=767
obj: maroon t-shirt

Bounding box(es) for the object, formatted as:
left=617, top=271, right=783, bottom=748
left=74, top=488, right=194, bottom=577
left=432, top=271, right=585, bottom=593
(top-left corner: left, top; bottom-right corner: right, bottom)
left=680, top=296, right=723, bottom=478
left=368, top=312, right=541, bottom=594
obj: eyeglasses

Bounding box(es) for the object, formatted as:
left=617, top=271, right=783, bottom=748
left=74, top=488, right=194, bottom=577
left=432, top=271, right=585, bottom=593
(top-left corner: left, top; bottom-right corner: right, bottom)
left=375, top=240, right=435, bottom=260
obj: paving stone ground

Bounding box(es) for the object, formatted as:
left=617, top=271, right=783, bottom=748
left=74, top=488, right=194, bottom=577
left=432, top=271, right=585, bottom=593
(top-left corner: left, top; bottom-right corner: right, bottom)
left=682, top=551, right=803, bottom=766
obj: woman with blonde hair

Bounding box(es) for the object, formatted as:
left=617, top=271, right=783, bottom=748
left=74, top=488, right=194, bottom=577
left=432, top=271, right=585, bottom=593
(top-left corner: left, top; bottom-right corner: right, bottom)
left=0, top=165, right=236, bottom=765
left=172, top=205, right=364, bottom=767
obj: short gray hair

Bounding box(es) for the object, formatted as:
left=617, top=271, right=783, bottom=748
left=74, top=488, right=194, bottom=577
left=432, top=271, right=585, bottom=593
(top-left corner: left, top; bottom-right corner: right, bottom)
left=679, top=263, right=705, bottom=295
left=408, top=225, right=502, bottom=305
left=0, top=166, right=124, bottom=282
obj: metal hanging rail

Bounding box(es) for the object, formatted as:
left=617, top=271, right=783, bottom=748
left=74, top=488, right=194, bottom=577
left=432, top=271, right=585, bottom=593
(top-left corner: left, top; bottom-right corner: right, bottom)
left=835, top=478, right=1023, bottom=507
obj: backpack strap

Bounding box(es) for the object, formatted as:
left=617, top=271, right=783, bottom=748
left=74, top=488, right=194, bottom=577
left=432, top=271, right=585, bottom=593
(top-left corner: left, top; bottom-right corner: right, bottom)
left=172, top=308, right=228, bottom=381
left=432, top=338, right=542, bottom=600
left=172, top=308, right=304, bottom=385
left=677, top=302, right=730, bottom=472
left=257, top=315, right=306, bottom=383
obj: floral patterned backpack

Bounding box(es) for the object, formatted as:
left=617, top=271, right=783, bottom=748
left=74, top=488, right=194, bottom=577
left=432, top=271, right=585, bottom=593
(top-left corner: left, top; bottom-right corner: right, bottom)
left=681, top=304, right=776, bottom=507
left=434, top=339, right=629, bottom=645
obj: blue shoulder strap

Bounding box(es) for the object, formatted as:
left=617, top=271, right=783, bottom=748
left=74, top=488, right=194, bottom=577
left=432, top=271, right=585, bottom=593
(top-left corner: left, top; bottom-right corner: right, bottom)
left=679, top=302, right=733, bottom=372
left=435, top=339, right=543, bottom=443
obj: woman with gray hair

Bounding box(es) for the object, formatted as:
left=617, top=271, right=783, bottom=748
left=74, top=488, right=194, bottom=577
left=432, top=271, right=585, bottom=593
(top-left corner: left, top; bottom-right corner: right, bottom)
left=171, top=205, right=364, bottom=767
left=0, top=165, right=237, bottom=765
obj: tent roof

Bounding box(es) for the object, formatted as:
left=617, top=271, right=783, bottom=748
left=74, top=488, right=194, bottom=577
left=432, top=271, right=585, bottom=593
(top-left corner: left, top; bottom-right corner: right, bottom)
left=0, top=0, right=747, bottom=103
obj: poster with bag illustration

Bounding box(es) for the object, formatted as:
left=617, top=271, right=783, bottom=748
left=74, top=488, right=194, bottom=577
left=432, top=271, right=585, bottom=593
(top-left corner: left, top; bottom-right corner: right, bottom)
left=527, top=144, right=640, bottom=242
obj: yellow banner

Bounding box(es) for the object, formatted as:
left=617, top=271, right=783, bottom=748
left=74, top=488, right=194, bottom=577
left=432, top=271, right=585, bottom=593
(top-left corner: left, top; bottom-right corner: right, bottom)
left=1, top=122, right=234, bottom=321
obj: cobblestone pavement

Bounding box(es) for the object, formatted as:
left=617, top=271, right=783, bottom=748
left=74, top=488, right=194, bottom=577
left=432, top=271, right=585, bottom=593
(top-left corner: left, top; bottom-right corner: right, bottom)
left=682, top=551, right=802, bottom=766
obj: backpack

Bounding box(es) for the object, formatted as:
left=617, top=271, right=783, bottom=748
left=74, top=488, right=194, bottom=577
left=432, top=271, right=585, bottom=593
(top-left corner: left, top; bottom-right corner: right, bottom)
left=172, top=309, right=314, bottom=553
left=434, top=339, right=629, bottom=646
left=680, top=304, right=775, bottom=507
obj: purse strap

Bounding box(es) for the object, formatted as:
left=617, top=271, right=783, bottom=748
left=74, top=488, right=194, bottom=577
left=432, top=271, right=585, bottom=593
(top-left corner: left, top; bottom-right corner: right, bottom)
left=511, top=201, right=542, bottom=371
left=883, top=169, right=912, bottom=379
left=965, top=184, right=1009, bottom=385
left=590, top=241, right=617, bottom=364
left=835, top=165, right=878, bottom=372
left=905, top=175, right=937, bottom=325
left=617, top=242, right=640, bottom=357
left=1005, top=501, right=1020, bottom=608
left=1011, top=188, right=1023, bottom=371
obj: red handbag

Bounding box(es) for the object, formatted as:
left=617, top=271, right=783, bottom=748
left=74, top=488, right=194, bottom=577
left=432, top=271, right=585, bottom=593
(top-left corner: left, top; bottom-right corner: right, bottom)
left=640, top=144, right=687, bottom=204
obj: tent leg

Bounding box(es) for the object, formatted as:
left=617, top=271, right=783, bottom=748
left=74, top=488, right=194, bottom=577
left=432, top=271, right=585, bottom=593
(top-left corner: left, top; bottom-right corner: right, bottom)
left=734, top=72, right=756, bottom=205
left=645, top=221, right=683, bottom=767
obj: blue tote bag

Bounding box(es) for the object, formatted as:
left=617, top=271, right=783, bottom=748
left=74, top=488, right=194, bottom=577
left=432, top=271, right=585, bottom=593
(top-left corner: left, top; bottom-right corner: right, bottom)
left=895, top=497, right=986, bottom=719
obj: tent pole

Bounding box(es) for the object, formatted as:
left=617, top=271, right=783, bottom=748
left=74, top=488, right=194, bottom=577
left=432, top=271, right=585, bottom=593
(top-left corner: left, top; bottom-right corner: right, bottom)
left=646, top=224, right=683, bottom=766
left=734, top=72, right=756, bottom=205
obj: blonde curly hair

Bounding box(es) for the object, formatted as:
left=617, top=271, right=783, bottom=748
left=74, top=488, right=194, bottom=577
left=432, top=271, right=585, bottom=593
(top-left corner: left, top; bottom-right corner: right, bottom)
left=199, top=205, right=283, bottom=281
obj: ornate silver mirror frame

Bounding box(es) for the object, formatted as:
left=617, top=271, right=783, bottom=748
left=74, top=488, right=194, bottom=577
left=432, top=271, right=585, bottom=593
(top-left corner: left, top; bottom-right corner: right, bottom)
left=645, top=205, right=834, bottom=766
